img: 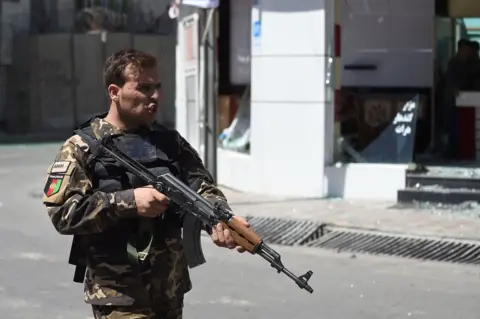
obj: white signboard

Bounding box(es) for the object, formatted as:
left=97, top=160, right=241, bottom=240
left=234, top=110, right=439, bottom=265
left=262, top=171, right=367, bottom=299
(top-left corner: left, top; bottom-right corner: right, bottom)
left=180, top=13, right=202, bottom=153
left=180, top=0, right=219, bottom=8
left=182, top=13, right=200, bottom=75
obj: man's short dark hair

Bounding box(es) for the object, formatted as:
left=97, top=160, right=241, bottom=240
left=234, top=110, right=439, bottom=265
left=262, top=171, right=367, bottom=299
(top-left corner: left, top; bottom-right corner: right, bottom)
left=458, top=39, right=470, bottom=49
left=103, top=49, right=158, bottom=89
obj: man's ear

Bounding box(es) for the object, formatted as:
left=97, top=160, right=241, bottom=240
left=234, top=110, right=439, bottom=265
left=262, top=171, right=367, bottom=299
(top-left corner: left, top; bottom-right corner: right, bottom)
left=107, top=84, right=120, bottom=102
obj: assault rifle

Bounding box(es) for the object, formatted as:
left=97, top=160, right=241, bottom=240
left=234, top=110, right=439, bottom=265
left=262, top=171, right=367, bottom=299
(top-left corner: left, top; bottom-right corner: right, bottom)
left=71, top=136, right=314, bottom=294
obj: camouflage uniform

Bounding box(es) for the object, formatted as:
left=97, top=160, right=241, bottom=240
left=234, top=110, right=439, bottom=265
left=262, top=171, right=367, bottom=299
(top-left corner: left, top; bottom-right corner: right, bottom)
left=42, top=115, right=230, bottom=319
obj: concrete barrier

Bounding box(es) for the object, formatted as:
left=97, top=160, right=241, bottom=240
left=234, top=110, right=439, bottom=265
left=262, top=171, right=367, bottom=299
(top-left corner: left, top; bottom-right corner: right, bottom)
left=5, top=33, right=176, bottom=135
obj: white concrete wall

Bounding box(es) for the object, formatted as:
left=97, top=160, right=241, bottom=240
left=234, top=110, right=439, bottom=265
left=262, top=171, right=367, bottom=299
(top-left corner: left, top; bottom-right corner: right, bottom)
left=325, top=163, right=407, bottom=200
left=0, top=0, right=31, bottom=124
left=216, top=0, right=332, bottom=198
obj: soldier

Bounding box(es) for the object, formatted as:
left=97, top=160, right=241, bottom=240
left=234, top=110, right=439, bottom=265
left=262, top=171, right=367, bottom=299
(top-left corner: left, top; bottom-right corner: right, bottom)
left=42, top=49, right=249, bottom=319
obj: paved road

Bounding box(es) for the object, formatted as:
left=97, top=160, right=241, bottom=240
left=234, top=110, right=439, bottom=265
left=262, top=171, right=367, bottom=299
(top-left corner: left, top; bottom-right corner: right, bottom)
left=0, top=144, right=479, bottom=319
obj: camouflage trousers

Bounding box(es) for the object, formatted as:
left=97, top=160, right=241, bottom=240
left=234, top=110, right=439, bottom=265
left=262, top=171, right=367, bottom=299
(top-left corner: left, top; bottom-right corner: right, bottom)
left=91, top=303, right=183, bottom=319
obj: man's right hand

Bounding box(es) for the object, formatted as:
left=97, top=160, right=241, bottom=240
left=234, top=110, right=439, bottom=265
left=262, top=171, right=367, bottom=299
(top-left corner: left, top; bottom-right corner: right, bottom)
left=133, top=186, right=170, bottom=218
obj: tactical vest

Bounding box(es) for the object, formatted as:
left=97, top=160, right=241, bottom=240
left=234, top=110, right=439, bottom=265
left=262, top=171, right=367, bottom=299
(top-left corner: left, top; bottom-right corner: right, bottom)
left=72, top=118, right=185, bottom=275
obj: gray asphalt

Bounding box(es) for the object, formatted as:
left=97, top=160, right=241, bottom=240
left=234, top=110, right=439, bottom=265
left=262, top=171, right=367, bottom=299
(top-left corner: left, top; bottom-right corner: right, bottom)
left=1, top=143, right=480, bottom=319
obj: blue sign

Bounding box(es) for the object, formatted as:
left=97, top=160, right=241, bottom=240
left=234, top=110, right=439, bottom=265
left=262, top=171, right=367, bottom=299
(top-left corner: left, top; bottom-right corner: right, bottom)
left=253, top=20, right=261, bottom=38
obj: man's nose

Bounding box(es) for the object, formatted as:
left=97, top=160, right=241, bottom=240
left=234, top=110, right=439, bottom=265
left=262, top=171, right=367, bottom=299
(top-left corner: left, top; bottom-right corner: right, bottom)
left=151, top=88, right=160, bottom=100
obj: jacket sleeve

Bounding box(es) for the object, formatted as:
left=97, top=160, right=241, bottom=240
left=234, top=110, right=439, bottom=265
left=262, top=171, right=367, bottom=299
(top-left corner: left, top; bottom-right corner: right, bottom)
left=42, top=135, right=138, bottom=235
left=174, top=131, right=231, bottom=212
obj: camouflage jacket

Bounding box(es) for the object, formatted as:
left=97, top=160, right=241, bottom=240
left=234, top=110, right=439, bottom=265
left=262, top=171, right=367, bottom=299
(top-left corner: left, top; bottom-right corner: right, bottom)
left=42, top=117, right=230, bottom=310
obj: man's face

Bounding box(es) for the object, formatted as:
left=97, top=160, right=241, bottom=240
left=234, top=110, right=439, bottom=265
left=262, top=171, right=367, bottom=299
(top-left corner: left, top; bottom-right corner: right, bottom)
left=109, top=65, right=162, bottom=126
left=458, top=45, right=469, bottom=59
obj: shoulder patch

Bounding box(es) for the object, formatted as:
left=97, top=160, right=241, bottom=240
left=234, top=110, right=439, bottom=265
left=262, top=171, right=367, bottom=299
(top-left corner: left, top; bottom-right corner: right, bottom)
left=44, top=175, right=65, bottom=197
left=51, top=161, right=71, bottom=174
left=43, top=157, right=77, bottom=203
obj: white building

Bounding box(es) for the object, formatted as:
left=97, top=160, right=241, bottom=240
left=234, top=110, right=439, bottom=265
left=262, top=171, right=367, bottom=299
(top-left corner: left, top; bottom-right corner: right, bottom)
left=176, top=0, right=480, bottom=201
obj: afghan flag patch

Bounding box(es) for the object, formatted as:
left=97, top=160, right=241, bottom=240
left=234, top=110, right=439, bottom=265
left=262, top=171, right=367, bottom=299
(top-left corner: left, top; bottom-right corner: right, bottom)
left=44, top=176, right=64, bottom=197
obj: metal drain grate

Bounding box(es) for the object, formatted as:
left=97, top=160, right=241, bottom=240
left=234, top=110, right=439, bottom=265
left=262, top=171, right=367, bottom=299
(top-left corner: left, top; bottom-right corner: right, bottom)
left=202, top=215, right=480, bottom=265
left=307, top=227, right=480, bottom=265
left=245, top=216, right=322, bottom=246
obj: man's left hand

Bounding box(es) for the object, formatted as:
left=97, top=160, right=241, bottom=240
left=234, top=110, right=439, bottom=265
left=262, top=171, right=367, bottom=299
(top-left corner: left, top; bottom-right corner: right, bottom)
left=210, top=216, right=250, bottom=253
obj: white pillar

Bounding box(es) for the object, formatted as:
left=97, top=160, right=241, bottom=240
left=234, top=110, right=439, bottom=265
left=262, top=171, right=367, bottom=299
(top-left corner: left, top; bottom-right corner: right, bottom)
left=249, top=0, right=333, bottom=197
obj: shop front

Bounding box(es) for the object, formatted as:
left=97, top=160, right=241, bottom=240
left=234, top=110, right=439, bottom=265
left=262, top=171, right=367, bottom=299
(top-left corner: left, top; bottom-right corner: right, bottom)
left=331, top=0, right=480, bottom=201
left=327, top=0, right=436, bottom=200
left=176, top=0, right=480, bottom=201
